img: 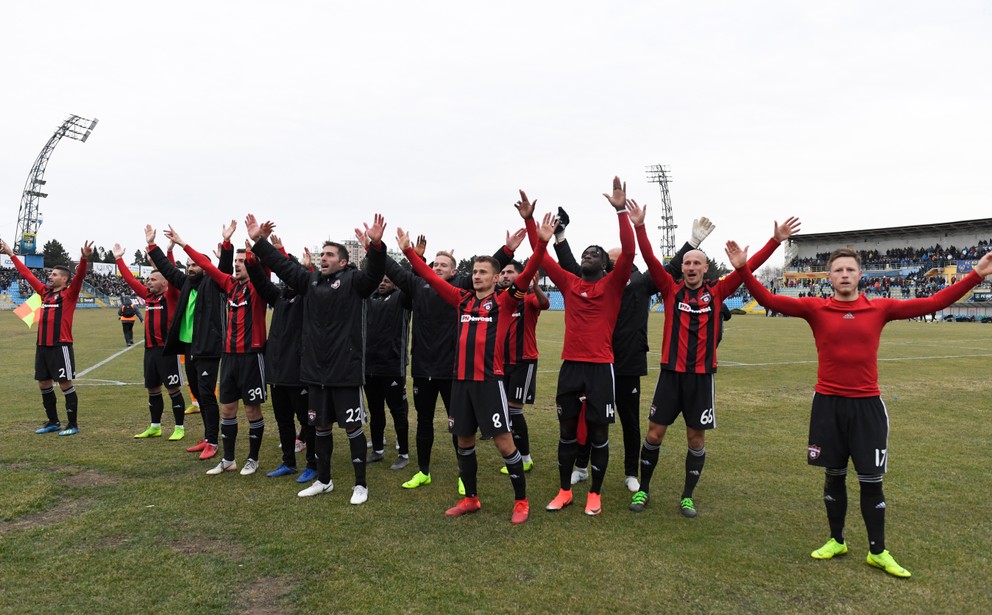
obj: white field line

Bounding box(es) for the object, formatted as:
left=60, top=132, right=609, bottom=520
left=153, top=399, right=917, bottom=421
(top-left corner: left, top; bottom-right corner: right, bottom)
left=75, top=344, right=141, bottom=385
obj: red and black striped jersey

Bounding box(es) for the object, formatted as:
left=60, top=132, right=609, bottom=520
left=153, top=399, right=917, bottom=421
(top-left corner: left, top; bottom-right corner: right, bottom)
left=402, top=238, right=548, bottom=381
left=637, top=224, right=783, bottom=374
left=503, top=292, right=548, bottom=365
left=115, top=258, right=180, bottom=348
left=11, top=255, right=87, bottom=346
left=185, top=245, right=267, bottom=354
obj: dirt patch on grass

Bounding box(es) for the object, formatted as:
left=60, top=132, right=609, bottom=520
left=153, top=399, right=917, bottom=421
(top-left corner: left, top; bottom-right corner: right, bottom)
left=167, top=537, right=247, bottom=560
left=63, top=468, right=119, bottom=488
left=242, top=574, right=299, bottom=614
left=0, top=496, right=93, bottom=533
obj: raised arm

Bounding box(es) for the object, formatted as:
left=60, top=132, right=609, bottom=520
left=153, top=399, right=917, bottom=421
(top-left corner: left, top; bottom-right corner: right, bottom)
left=2, top=238, right=47, bottom=294
left=726, top=241, right=809, bottom=317
left=113, top=243, right=150, bottom=299
left=628, top=200, right=674, bottom=293
left=883, top=252, right=991, bottom=320
left=165, top=225, right=233, bottom=292
left=218, top=219, right=237, bottom=275
left=604, top=181, right=635, bottom=291
left=716, top=217, right=801, bottom=295
left=65, top=241, right=93, bottom=300
left=246, top=250, right=281, bottom=307
left=510, top=213, right=555, bottom=293
left=397, top=227, right=462, bottom=306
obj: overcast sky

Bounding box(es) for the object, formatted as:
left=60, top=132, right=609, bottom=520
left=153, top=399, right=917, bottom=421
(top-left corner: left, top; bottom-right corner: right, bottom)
left=2, top=1, right=990, bottom=271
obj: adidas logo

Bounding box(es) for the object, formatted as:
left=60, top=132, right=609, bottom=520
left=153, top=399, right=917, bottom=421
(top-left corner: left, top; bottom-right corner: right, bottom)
left=824, top=495, right=836, bottom=502
left=352, top=457, right=363, bottom=463
left=580, top=291, right=588, bottom=297
left=631, top=387, right=638, bottom=394
left=202, top=371, right=209, bottom=376
left=843, top=313, right=855, bottom=319
left=875, top=502, right=886, bottom=509
left=689, top=470, right=700, bottom=476
left=391, top=381, right=399, bottom=387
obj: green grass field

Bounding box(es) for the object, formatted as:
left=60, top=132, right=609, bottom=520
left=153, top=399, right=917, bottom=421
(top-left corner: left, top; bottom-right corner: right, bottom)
left=1, top=310, right=990, bottom=614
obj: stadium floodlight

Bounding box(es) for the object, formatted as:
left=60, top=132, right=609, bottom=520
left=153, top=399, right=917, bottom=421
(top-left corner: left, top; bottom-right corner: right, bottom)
left=645, top=164, right=676, bottom=260
left=13, top=114, right=99, bottom=255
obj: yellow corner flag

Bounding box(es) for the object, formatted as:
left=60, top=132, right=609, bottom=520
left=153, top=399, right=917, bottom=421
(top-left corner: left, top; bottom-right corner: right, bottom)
left=13, top=293, right=42, bottom=328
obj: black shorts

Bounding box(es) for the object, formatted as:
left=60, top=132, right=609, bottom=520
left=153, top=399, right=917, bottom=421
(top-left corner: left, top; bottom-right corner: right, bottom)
left=807, top=393, right=889, bottom=474
left=143, top=346, right=184, bottom=390
left=649, top=370, right=716, bottom=430
left=504, top=360, right=537, bottom=406
left=218, top=353, right=267, bottom=405
left=35, top=344, right=75, bottom=382
left=555, top=361, right=616, bottom=425
left=448, top=379, right=512, bottom=438
left=308, top=385, right=365, bottom=429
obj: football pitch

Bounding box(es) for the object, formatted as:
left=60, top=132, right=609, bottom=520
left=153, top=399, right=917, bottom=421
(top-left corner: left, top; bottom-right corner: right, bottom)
left=1, top=310, right=989, bottom=614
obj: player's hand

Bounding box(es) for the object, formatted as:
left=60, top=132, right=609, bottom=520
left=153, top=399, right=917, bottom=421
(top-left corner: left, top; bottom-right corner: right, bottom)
left=245, top=214, right=262, bottom=241
left=81, top=241, right=94, bottom=258
left=144, top=224, right=156, bottom=245
left=164, top=226, right=186, bottom=248
left=603, top=176, right=627, bottom=210
left=505, top=228, right=527, bottom=252
left=414, top=234, right=427, bottom=259
left=974, top=250, right=992, bottom=278
left=112, top=243, right=126, bottom=260
left=537, top=213, right=558, bottom=243
left=364, top=213, right=386, bottom=246
left=0, top=239, right=13, bottom=256
left=354, top=225, right=370, bottom=249
left=725, top=241, right=749, bottom=269
left=625, top=199, right=646, bottom=227
left=515, top=190, right=536, bottom=220
left=222, top=219, right=237, bottom=242
left=396, top=227, right=412, bottom=251
left=302, top=247, right=312, bottom=269
left=691, top=217, right=715, bottom=248
left=774, top=217, right=801, bottom=242
left=270, top=234, right=283, bottom=250
left=212, top=243, right=222, bottom=260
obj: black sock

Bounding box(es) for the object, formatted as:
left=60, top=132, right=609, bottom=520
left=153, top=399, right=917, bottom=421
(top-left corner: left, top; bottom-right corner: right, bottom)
left=503, top=449, right=526, bottom=500
left=148, top=391, right=164, bottom=424
left=389, top=398, right=410, bottom=457
left=589, top=436, right=609, bottom=495
left=639, top=440, right=661, bottom=493
left=682, top=446, right=706, bottom=499
left=247, top=418, right=264, bottom=461
left=315, top=429, right=333, bottom=484
left=859, top=475, right=886, bottom=554
left=509, top=409, right=530, bottom=457
left=220, top=418, right=238, bottom=461
left=41, top=386, right=59, bottom=424
left=457, top=446, right=478, bottom=497
left=415, top=412, right=434, bottom=474
left=169, top=390, right=186, bottom=426
left=63, top=387, right=78, bottom=427
left=557, top=438, right=578, bottom=490
left=348, top=428, right=367, bottom=487
left=575, top=440, right=591, bottom=469
left=824, top=468, right=848, bottom=544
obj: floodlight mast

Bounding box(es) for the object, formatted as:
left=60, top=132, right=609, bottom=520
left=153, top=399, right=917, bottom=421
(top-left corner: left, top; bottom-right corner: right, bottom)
left=645, top=164, right=676, bottom=260
left=13, top=115, right=98, bottom=255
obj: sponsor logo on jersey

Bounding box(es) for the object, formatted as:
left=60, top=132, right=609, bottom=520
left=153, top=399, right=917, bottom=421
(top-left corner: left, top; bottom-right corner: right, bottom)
left=229, top=300, right=249, bottom=308
left=461, top=314, right=493, bottom=322
left=808, top=444, right=821, bottom=460
left=678, top=301, right=712, bottom=314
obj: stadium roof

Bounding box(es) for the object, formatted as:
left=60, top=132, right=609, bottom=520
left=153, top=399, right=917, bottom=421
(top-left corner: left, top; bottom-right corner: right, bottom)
left=791, top=218, right=992, bottom=244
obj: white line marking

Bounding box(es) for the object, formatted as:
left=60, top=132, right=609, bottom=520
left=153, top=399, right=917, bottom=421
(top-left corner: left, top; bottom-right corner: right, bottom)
left=76, top=344, right=138, bottom=378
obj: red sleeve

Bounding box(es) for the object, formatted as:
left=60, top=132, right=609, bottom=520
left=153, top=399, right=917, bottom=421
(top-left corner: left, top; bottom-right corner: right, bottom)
left=512, top=239, right=548, bottom=293
left=184, top=245, right=233, bottom=292
left=402, top=246, right=462, bottom=306
left=64, top=258, right=88, bottom=301
left=737, top=265, right=812, bottom=318
left=883, top=271, right=982, bottom=320
left=635, top=224, right=675, bottom=295
left=115, top=258, right=150, bottom=299
left=525, top=217, right=572, bottom=288
left=605, top=210, right=634, bottom=293
left=10, top=255, right=47, bottom=294
left=167, top=249, right=176, bottom=265
left=715, top=238, right=781, bottom=298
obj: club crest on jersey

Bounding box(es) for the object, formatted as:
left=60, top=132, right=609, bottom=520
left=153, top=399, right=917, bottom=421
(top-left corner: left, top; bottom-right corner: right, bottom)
left=308, top=409, right=317, bottom=423
left=483, top=301, right=492, bottom=311
left=808, top=444, right=821, bottom=460
left=700, top=292, right=711, bottom=303
left=448, top=416, right=455, bottom=429
left=331, top=280, right=341, bottom=289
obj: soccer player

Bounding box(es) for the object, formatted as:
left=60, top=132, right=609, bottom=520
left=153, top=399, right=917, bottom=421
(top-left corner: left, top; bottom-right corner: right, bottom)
left=553, top=212, right=714, bottom=492
left=497, top=264, right=550, bottom=474
left=383, top=233, right=520, bottom=491
left=516, top=176, right=634, bottom=516
left=626, top=201, right=800, bottom=518
left=726, top=241, right=992, bottom=578
left=245, top=235, right=317, bottom=481
left=2, top=239, right=92, bottom=436
left=364, top=275, right=413, bottom=470
left=147, top=223, right=234, bottom=460
left=163, top=226, right=269, bottom=476
left=395, top=212, right=555, bottom=524
left=248, top=213, right=386, bottom=505
left=112, top=243, right=187, bottom=440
